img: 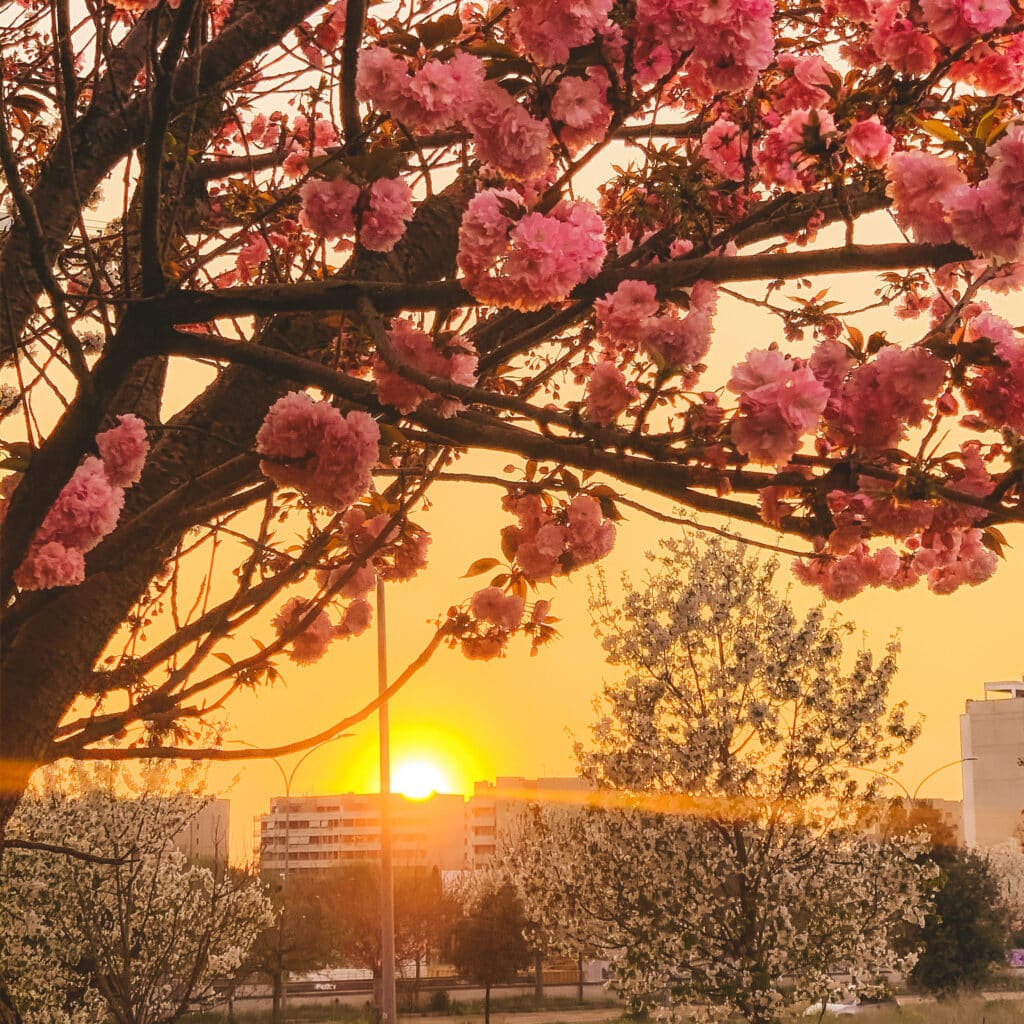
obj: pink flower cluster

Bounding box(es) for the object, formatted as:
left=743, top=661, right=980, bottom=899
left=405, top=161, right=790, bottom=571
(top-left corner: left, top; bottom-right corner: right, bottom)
left=373, top=318, right=478, bottom=417
left=584, top=360, right=639, bottom=426
left=256, top=392, right=380, bottom=510
left=829, top=345, right=947, bottom=452
left=14, top=414, right=149, bottom=591
left=504, top=493, right=615, bottom=580
left=920, top=0, right=1011, bottom=48
left=464, top=82, right=554, bottom=181
left=595, top=279, right=718, bottom=372
left=756, top=107, right=836, bottom=193
left=795, top=526, right=997, bottom=600
left=458, top=191, right=606, bottom=310
left=357, top=49, right=485, bottom=132
left=844, top=116, right=894, bottom=169
left=949, top=34, right=1024, bottom=95
left=341, top=507, right=431, bottom=583
left=887, top=129, right=1024, bottom=261
left=299, top=175, right=412, bottom=252
left=471, top=586, right=525, bottom=629
left=550, top=69, right=613, bottom=153
left=787, top=437, right=998, bottom=599
left=963, top=309, right=1024, bottom=432
left=633, top=0, right=775, bottom=94
left=508, top=0, right=613, bottom=65
left=727, top=349, right=830, bottom=468
left=460, top=597, right=551, bottom=661
left=357, top=49, right=552, bottom=181
left=700, top=118, right=746, bottom=181
left=272, top=597, right=335, bottom=664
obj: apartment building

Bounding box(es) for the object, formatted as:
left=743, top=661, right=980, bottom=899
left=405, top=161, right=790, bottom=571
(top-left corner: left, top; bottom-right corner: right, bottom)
left=465, top=776, right=591, bottom=866
left=257, top=777, right=590, bottom=872
left=172, top=797, right=230, bottom=869
left=961, top=681, right=1024, bottom=848
left=258, top=791, right=466, bottom=874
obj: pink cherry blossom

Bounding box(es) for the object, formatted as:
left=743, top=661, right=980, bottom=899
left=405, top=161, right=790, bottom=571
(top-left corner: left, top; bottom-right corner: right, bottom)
left=728, top=350, right=830, bottom=467
left=317, top=561, right=378, bottom=598
left=299, top=176, right=359, bottom=240
left=963, top=310, right=1024, bottom=431
left=33, top=457, right=125, bottom=553
left=869, top=2, right=939, bottom=74
left=272, top=596, right=335, bottom=664
left=13, top=541, right=87, bottom=591
left=845, top=116, right=894, bottom=169
left=465, top=82, right=553, bottom=181
left=584, top=360, right=639, bottom=426
left=360, top=177, right=413, bottom=253
left=550, top=70, right=612, bottom=153
left=256, top=392, right=380, bottom=510
left=336, top=597, right=373, bottom=637
left=833, top=346, right=947, bottom=451
left=756, top=108, right=836, bottom=192
left=640, top=280, right=718, bottom=371
left=509, top=0, right=614, bottom=65
left=595, top=279, right=660, bottom=349
left=773, top=54, right=834, bottom=115
left=921, top=0, right=1010, bottom=48
left=885, top=151, right=966, bottom=244
left=383, top=526, right=431, bottom=582
left=461, top=630, right=508, bottom=661
left=700, top=118, right=746, bottom=181
left=458, top=192, right=606, bottom=310
left=237, top=233, right=269, bottom=280
left=358, top=49, right=486, bottom=133
left=96, top=413, right=149, bottom=487
left=373, top=318, right=478, bottom=417
left=471, top=586, right=525, bottom=629
left=565, top=495, right=615, bottom=568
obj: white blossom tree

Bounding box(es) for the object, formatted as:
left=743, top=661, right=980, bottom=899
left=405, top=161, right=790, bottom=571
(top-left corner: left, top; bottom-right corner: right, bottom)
left=510, top=538, right=933, bottom=1024
left=0, top=763, right=272, bottom=1024
left=987, top=840, right=1024, bottom=937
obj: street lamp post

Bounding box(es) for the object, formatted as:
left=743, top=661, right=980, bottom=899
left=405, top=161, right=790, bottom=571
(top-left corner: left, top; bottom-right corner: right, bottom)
left=377, top=577, right=398, bottom=1024
left=247, top=737, right=343, bottom=1023
left=861, top=757, right=978, bottom=802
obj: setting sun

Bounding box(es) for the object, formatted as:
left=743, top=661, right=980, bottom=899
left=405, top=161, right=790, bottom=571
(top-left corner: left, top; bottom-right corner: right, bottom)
left=391, top=759, right=450, bottom=800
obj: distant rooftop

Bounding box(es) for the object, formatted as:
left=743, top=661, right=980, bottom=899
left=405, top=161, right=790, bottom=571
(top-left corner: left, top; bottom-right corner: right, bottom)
left=985, top=681, right=1024, bottom=699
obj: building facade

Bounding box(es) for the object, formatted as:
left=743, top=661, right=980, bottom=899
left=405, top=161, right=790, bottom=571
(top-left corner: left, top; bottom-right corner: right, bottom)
left=258, top=792, right=466, bottom=874
left=961, top=681, right=1024, bottom=848
left=465, top=776, right=590, bottom=866
left=256, top=777, right=589, bottom=872
left=172, top=797, right=230, bottom=869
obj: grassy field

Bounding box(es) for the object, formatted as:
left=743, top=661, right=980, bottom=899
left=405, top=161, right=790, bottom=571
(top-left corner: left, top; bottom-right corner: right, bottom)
left=816, top=998, right=1024, bottom=1024
left=184, top=993, right=623, bottom=1024
left=185, top=994, right=1024, bottom=1024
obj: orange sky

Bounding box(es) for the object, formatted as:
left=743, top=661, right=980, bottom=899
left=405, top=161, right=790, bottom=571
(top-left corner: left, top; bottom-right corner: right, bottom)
left=195, top=213, right=1023, bottom=863
left=208, top=450, right=1024, bottom=862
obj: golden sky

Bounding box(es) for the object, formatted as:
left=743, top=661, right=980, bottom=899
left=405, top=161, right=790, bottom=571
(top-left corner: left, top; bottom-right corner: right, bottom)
left=201, top=213, right=1024, bottom=863
left=209, top=450, right=1024, bottom=862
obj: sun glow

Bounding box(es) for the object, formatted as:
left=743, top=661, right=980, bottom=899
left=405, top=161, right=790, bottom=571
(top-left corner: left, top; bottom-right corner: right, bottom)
left=391, top=759, right=450, bottom=799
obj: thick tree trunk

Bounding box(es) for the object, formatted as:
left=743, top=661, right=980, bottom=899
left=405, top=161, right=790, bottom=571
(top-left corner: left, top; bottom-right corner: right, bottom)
left=534, top=951, right=543, bottom=1000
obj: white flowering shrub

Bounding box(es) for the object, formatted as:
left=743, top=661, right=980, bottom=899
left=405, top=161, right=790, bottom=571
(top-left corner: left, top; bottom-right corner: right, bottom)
left=508, top=538, right=933, bottom=1024
left=0, top=762, right=272, bottom=1024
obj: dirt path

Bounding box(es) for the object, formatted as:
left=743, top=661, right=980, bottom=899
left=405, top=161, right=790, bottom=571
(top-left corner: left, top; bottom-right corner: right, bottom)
left=411, top=1008, right=623, bottom=1024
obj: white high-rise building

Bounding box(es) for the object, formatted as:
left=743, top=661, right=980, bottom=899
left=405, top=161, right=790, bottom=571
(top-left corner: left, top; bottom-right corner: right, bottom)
left=961, top=682, right=1024, bottom=848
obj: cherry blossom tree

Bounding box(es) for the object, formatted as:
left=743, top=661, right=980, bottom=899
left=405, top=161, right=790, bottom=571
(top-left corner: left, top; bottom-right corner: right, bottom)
left=0, top=762, right=272, bottom=1024
left=508, top=539, right=933, bottom=1024
left=5, top=0, right=1024, bottom=963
